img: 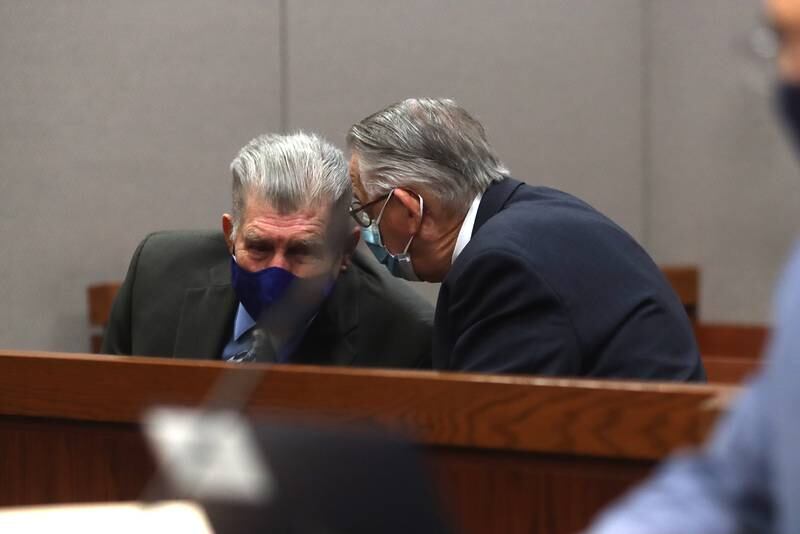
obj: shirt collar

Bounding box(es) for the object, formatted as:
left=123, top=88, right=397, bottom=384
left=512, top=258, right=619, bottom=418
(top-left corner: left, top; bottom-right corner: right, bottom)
left=452, top=193, right=483, bottom=264
left=233, top=303, right=256, bottom=341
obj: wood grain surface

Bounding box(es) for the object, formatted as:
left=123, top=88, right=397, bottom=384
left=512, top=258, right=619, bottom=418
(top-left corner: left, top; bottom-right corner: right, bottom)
left=0, top=351, right=737, bottom=534
left=0, top=350, right=732, bottom=460
left=695, top=323, right=769, bottom=359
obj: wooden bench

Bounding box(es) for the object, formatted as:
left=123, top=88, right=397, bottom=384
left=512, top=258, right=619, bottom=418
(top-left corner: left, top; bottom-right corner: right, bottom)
left=698, top=322, right=768, bottom=383
left=661, top=265, right=768, bottom=383
left=702, top=355, right=761, bottom=384
left=87, top=282, right=121, bottom=353
left=0, top=350, right=734, bottom=534
left=661, top=265, right=699, bottom=322
left=694, top=323, right=769, bottom=360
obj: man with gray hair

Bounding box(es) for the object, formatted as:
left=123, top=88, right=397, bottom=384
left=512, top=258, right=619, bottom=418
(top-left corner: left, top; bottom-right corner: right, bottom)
left=103, top=132, right=433, bottom=367
left=348, top=98, right=704, bottom=379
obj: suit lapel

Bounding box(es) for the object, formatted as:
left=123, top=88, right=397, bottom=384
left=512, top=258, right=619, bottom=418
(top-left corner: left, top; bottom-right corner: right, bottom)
left=473, top=176, right=524, bottom=236
left=173, top=260, right=237, bottom=360
left=291, top=265, right=360, bottom=365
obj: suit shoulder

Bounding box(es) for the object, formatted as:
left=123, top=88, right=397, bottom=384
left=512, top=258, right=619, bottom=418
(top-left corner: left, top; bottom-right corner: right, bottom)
left=474, top=185, right=638, bottom=257
left=128, top=230, right=228, bottom=289
left=500, top=186, right=616, bottom=228
left=350, top=247, right=434, bottom=323
left=136, top=230, right=228, bottom=265
left=446, top=243, right=543, bottom=298
left=458, top=184, right=651, bottom=293
left=138, top=230, right=227, bottom=254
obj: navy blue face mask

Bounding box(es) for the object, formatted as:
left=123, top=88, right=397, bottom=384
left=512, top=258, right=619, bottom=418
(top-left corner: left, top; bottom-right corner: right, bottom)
left=778, top=82, right=800, bottom=152
left=230, top=258, right=298, bottom=321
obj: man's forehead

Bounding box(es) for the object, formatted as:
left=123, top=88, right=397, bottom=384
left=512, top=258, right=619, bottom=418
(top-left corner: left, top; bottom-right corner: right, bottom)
left=241, top=197, right=332, bottom=235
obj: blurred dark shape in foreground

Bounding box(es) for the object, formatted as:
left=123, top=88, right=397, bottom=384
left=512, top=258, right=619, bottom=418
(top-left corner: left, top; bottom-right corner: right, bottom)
left=145, top=408, right=455, bottom=534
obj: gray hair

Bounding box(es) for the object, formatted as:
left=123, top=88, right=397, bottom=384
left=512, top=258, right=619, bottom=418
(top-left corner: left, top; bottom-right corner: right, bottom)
left=347, top=98, right=508, bottom=213
left=229, top=132, right=351, bottom=238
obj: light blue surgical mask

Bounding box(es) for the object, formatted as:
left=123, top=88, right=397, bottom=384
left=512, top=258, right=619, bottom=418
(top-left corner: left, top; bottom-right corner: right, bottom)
left=354, top=189, right=423, bottom=282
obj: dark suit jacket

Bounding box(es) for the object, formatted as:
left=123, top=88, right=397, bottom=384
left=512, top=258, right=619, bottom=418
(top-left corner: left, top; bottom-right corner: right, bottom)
left=102, top=230, right=434, bottom=368
left=433, top=178, right=705, bottom=381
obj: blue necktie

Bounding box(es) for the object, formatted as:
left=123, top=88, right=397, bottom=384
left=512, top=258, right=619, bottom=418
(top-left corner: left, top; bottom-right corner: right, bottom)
left=224, top=328, right=257, bottom=362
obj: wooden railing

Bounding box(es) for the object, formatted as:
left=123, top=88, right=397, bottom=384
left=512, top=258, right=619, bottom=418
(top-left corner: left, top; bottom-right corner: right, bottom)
left=0, top=350, right=735, bottom=534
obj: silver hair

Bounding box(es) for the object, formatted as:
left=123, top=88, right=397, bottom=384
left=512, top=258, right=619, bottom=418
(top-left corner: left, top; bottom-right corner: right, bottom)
left=229, top=132, right=352, bottom=239
left=347, top=98, right=508, bottom=213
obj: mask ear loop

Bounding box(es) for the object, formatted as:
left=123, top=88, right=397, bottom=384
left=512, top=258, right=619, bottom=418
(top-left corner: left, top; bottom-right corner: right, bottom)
left=399, top=192, right=424, bottom=255
left=373, top=189, right=395, bottom=224
left=370, top=189, right=396, bottom=248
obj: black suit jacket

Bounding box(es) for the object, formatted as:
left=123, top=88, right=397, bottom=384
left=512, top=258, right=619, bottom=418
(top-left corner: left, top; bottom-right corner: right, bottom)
left=433, top=178, right=705, bottom=381
left=102, top=230, right=434, bottom=368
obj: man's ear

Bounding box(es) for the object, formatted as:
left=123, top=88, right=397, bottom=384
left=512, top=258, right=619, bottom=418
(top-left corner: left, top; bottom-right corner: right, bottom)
left=339, top=225, right=361, bottom=272
left=391, top=188, right=424, bottom=235
left=222, top=214, right=235, bottom=253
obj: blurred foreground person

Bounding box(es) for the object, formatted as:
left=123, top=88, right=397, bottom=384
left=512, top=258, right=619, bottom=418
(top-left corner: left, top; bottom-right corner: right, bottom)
left=103, top=133, right=432, bottom=366
left=588, top=1, right=800, bottom=532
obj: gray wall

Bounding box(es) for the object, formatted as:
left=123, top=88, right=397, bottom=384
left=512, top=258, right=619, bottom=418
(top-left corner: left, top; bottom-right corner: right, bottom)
left=0, top=1, right=282, bottom=350
left=286, top=0, right=645, bottom=303
left=0, top=0, right=793, bottom=352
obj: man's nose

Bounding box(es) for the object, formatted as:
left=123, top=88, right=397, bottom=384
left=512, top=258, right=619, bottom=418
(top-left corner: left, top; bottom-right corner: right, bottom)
left=266, top=252, right=292, bottom=272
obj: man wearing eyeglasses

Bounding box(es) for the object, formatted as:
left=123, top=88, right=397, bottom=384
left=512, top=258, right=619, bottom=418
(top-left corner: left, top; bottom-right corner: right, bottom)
left=347, top=98, right=704, bottom=380
left=102, top=132, right=433, bottom=367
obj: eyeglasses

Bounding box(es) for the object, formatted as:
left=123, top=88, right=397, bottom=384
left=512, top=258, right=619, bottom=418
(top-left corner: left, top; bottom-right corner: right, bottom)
left=348, top=191, right=394, bottom=228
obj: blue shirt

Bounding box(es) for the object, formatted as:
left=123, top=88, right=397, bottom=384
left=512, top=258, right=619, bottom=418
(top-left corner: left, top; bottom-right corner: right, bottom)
left=588, top=243, right=800, bottom=534
left=220, top=303, right=316, bottom=363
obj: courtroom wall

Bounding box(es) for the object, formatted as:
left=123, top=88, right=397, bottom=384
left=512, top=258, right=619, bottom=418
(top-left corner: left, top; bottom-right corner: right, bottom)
left=0, top=0, right=645, bottom=350
left=3, top=1, right=791, bottom=351
left=285, top=0, right=646, bottom=303
left=0, top=1, right=282, bottom=350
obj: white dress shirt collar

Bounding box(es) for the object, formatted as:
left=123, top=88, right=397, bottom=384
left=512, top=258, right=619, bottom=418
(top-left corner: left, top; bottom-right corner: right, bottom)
left=451, top=193, right=483, bottom=264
